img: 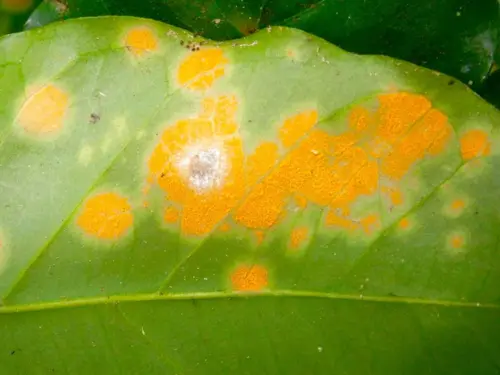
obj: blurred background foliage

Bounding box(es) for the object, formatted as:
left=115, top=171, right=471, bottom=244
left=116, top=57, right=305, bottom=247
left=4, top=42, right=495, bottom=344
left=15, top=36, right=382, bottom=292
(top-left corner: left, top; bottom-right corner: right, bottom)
left=1, top=0, right=500, bottom=107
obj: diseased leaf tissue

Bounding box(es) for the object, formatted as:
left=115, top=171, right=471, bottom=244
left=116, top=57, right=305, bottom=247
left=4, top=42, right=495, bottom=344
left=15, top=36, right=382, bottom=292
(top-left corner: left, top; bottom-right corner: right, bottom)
left=0, top=17, right=499, bottom=375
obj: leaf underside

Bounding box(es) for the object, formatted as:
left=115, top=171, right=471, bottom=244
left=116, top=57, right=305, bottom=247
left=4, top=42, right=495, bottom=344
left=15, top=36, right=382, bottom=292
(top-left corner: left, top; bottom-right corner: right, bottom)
left=0, top=16, right=499, bottom=374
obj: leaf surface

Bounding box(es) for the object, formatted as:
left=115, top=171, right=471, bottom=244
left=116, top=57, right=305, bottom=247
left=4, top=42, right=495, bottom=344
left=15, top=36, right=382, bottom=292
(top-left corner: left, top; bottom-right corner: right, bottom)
left=1, top=16, right=500, bottom=374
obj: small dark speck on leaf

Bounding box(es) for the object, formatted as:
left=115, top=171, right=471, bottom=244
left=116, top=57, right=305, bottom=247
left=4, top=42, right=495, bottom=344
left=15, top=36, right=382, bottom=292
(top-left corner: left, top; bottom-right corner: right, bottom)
left=89, top=113, right=100, bottom=124
left=448, top=80, right=455, bottom=86
left=180, top=40, right=184, bottom=46
left=10, top=350, right=15, bottom=355
left=160, top=172, right=166, bottom=178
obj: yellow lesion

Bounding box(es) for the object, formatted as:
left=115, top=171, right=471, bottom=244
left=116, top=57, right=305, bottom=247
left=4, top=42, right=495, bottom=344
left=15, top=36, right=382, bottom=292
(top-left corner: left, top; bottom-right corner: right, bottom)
left=398, top=217, right=411, bottom=230
left=279, top=109, right=318, bottom=148
left=231, top=264, right=269, bottom=291
left=147, top=95, right=246, bottom=236
left=177, top=48, right=229, bottom=90
left=289, top=226, right=309, bottom=249
left=76, top=192, right=134, bottom=240
left=450, top=199, right=466, bottom=215
left=448, top=232, right=466, bottom=250
left=459, top=129, right=491, bottom=160
left=17, top=84, right=69, bottom=136
left=124, top=26, right=158, bottom=57
left=145, top=91, right=453, bottom=238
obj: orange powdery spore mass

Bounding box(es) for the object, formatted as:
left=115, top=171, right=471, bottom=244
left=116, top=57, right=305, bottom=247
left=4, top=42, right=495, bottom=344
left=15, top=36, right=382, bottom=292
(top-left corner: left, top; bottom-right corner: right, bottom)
left=177, top=48, right=229, bottom=90
left=279, top=109, right=318, bottom=148
left=380, top=109, right=452, bottom=179
left=125, top=26, right=158, bottom=57
left=77, top=192, right=133, bottom=240
left=164, top=206, right=179, bottom=223
left=246, top=142, right=279, bottom=186
left=234, top=181, right=288, bottom=229
left=265, top=92, right=451, bottom=233
left=289, top=227, right=308, bottom=249
left=17, top=84, right=69, bottom=136
left=231, top=264, right=268, bottom=292
left=147, top=95, right=246, bottom=236
left=460, top=129, right=491, bottom=160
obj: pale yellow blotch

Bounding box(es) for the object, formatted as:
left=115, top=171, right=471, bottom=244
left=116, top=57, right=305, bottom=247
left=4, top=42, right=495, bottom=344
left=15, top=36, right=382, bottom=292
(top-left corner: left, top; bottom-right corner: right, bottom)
left=443, top=197, right=469, bottom=218
left=446, top=230, right=468, bottom=254
left=0, top=230, right=8, bottom=274
left=78, top=145, right=93, bottom=166
left=17, top=84, right=69, bottom=137
left=101, top=117, right=128, bottom=153
left=101, top=137, right=112, bottom=153
left=395, top=216, right=417, bottom=235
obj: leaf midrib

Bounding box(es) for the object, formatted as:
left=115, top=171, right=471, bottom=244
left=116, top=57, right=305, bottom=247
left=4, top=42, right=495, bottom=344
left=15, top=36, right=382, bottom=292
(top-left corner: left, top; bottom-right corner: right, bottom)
left=1, top=290, right=498, bottom=314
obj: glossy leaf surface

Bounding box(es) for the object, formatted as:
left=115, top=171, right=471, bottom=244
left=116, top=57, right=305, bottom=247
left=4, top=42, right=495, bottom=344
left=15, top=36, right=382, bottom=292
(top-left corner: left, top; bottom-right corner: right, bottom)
left=26, top=0, right=500, bottom=91
left=1, top=16, right=500, bottom=374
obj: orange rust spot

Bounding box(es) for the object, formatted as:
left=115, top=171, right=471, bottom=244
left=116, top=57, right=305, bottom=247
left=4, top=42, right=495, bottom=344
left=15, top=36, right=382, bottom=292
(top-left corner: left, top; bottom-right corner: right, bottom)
left=289, top=226, right=308, bottom=249
left=325, top=211, right=358, bottom=232
left=246, top=142, right=279, bottom=186
left=382, top=187, right=404, bottom=206
left=231, top=264, right=268, bottom=291
left=164, top=206, right=179, bottom=224
left=177, top=47, right=229, bottom=90
left=286, top=49, right=295, bottom=58
left=2, top=0, right=32, bottom=12
left=375, top=92, right=432, bottom=144
left=77, top=192, right=133, bottom=240
left=125, top=26, right=158, bottom=57
left=449, top=234, right=465, bottom=249
left=381, top=109, right=451, bottom=179
left=360, top=214, right=380, bottom=235
left=17, top=84, right=68, bottom=136
left=451, top=199, right=466, bottom=213
left=279, top=109, right=318, bottom=148
left=398, top=217, right=410, bottom=229
left=147, top=96, right=245, bottom=236
left=234, top=182, right=288, bottom=229
left=460, top=129, right=491, bottom=160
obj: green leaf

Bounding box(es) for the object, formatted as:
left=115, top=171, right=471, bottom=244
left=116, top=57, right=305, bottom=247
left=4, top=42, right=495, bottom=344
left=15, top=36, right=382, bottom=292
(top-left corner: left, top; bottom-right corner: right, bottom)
left=26, top=0, right=500, bottom=91
left=1, top=16, right=500, bottom=374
